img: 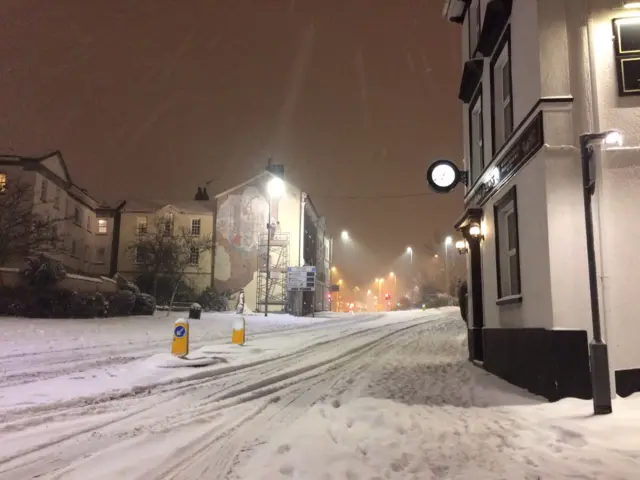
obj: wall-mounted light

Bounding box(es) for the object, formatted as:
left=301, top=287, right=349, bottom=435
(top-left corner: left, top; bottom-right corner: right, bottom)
left=455, top=240, right=468, bottom=254
left=468, top=223, right=484, bottom=240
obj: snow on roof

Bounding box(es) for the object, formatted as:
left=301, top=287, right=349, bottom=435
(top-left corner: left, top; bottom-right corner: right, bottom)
left=122, top=199, right=215, bottom=214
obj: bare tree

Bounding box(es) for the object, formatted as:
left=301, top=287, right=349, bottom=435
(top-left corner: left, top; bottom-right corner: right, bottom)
left=127, top=216, right=213, bottom=311
left=0, top=180, right=67, bottom=268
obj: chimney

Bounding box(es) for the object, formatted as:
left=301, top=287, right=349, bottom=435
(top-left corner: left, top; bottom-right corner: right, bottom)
left=202, top=187, right=210, bottom=200
left=194, top=187, right=203, bottom=201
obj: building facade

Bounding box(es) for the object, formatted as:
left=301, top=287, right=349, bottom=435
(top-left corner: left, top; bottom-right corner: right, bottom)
left=213, top=169, right=332, bottom=314
left=444, top=0, right=640, bottom=400
left=0, top=151, right=116, bottom=276
left=114, top=200, right=216, bottom=292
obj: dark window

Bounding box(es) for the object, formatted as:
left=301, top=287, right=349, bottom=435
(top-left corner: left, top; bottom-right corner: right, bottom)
left=469, top=88, right=484, bottom=185
left=494, top=186, right=521, bottom=299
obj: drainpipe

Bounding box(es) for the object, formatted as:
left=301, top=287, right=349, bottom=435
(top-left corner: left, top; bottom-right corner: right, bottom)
left=299, top=192, right=306, bottom=266
left=583, top=0, right=615, bottom=398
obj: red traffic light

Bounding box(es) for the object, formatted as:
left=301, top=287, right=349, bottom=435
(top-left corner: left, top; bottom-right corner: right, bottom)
left=384, top=293, right=391, bottom=300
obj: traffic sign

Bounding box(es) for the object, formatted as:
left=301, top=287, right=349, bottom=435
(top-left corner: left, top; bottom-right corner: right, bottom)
left=171, top=318, right=189, bottom=357
left=287, top=266, right=316, bottom=291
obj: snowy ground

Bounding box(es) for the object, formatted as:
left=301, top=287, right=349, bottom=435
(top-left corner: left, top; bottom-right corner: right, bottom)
left=1, top=309, right=640, bottom=479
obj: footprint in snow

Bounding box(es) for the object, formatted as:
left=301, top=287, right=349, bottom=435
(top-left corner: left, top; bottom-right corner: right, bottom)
left=277, top=444, right=291, bottom=454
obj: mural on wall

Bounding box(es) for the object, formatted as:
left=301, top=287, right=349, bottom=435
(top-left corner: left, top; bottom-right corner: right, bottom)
left=214, top=181, right=281, bottom=292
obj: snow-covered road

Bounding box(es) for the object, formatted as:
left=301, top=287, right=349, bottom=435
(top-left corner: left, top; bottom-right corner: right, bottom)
left=1, top=309, right=640, bottom=479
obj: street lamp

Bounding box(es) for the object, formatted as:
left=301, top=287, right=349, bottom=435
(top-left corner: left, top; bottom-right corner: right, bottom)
left=341, top=230, right=349, bottom=241
left=406, top=246, right=413, bottom=263
left=579, top=129, right=622, bottom=415
left=264, top=176, right=285, bottom=316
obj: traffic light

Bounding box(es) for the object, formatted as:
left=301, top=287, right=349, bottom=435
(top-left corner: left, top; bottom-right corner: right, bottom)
left=384, top=293, right=391, bottom=301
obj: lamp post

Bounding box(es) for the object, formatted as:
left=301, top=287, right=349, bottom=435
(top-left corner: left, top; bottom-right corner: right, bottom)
left=406, top=246, right=413, bottom=263
left=579, top=129, right=622, bottom=415
left=264, top=176, right=285, bottom=317
left=376, top=278, right=384, bottom=310
left=389, top=272, right=396, bottom=299
left=444, top=236, right=453, bottom=295
left=330, top=266, right=337, bottom=312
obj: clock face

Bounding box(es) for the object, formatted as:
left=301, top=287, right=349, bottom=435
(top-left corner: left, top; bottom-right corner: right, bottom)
left=426, top=159, right=460, bottom=193
left=431, top=163, right=457, bottom=188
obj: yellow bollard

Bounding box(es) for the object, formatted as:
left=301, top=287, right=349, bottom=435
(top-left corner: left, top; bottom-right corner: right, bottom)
left=171, top=318, right=190, bottom=357
left=231, top=317, right=246, bottom=345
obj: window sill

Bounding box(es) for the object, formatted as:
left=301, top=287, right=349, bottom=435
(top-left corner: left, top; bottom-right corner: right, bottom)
left=496, top=295, right=522, bottom=306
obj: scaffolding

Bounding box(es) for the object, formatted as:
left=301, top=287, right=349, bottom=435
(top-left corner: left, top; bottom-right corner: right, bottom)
left=256, top=232, right=290, bottom=313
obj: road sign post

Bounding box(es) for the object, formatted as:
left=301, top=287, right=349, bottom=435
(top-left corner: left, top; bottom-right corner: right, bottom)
left=287, top=266, right=317, bottom=317
left=171, top=318, right=190, bottom=358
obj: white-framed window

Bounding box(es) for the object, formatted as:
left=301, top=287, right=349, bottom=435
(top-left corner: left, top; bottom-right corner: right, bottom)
left=95, top=247, right=106, bottom=263
left=492, top=33, right=513, bottom=151
left=136, top=216, right=148, bottom=234
left=0, top=172, right=6, bottom=193
left=468, top=0, right=482, bottom=55
left=189, top=247, right=199, bottom=265
left=97, top=218, right=108, bottom=235
left=495, top=187, right=521, bottom=299
left=53, top=187, right=61, bottom=209
left=163, top=214, right=174, bottom=236
left=135, top=247, right=145, bottom=264
left=469, top=89, right=484, bottom=185
left=191, top=218, right=201, bottom=236
left=40, top=178, right=48, bottom=202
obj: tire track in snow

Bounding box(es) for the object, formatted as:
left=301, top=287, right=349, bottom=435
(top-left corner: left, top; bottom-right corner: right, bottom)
left=0, top=313, right=442, bottom=478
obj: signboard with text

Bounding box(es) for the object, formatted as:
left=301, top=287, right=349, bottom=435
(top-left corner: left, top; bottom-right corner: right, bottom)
left=287, top=266, right=316, bottom=291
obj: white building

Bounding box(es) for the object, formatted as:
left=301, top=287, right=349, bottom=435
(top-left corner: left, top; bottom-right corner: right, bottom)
left=443, top=0, right=640, bottom=400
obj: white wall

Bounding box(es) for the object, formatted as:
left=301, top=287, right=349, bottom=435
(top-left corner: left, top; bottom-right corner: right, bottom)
left=480, top=149, right=553, bottom=330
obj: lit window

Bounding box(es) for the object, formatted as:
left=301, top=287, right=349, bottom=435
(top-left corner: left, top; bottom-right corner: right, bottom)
left=189, top=247, right=199, bottom=265
left=495, top=187, right=521, bottom=299
left=191, top=218, right=201, bottom=236
left=97, top=218, right=108, bottom=235
left=137, top=216, right=148, bottom=234
left=0, top=173, right=6, bottom=193
left=492, top=34, right=513, bottom=150
left=469, top=90, right=484, bottom=185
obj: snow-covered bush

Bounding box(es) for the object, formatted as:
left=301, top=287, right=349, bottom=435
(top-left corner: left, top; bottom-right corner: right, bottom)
left=107, top=290, right=136, bottom=316
left=132, top=293, right=156, bottom=316
left=21, top=254, right=66, bottom=289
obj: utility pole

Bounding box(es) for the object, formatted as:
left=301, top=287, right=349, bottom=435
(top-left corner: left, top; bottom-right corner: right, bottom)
left=264, top=199, right=272, bottom=317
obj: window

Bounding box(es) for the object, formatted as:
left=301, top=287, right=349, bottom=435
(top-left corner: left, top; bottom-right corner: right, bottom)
left=53, top=187, right=61, bottom=209
left=469, top=89, right=484, bottom=184
left=468, top=0, right=482, bottom=55
left=491, top=32, right=513, bottom=151
left=135, top=247, right=145, bottom=264
left=95, top=247, right=106, bottom=263
left=189, top=247, right=200, bottom=265
left=494, top=187, right=521, bottom=300
left=163, top=214, right=174, bottom=236
left=0, top=173, right=6, bottom=193
left=136, top=216, right=148, bottom=234
left=97, top=218, right=108, bottom=235
left=191, top=218, right=201, bottom=236
left=71, top=239, right=77, bottom=256
left=40, top=179, right=48, bottom=202
left=74, top=206, right=81, bottom=225
left=86, top=215, right=92, bottom=232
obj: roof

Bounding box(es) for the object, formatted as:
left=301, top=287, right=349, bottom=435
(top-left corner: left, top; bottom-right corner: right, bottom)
left=121, top=199, right=215, bottom=214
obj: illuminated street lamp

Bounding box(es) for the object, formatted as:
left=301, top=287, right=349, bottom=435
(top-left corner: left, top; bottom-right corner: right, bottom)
left=341, top=230, right=349, bottom=241
left=264, top=176, right=285, bottom=316
left=406, top=246, right=413, bottom=263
